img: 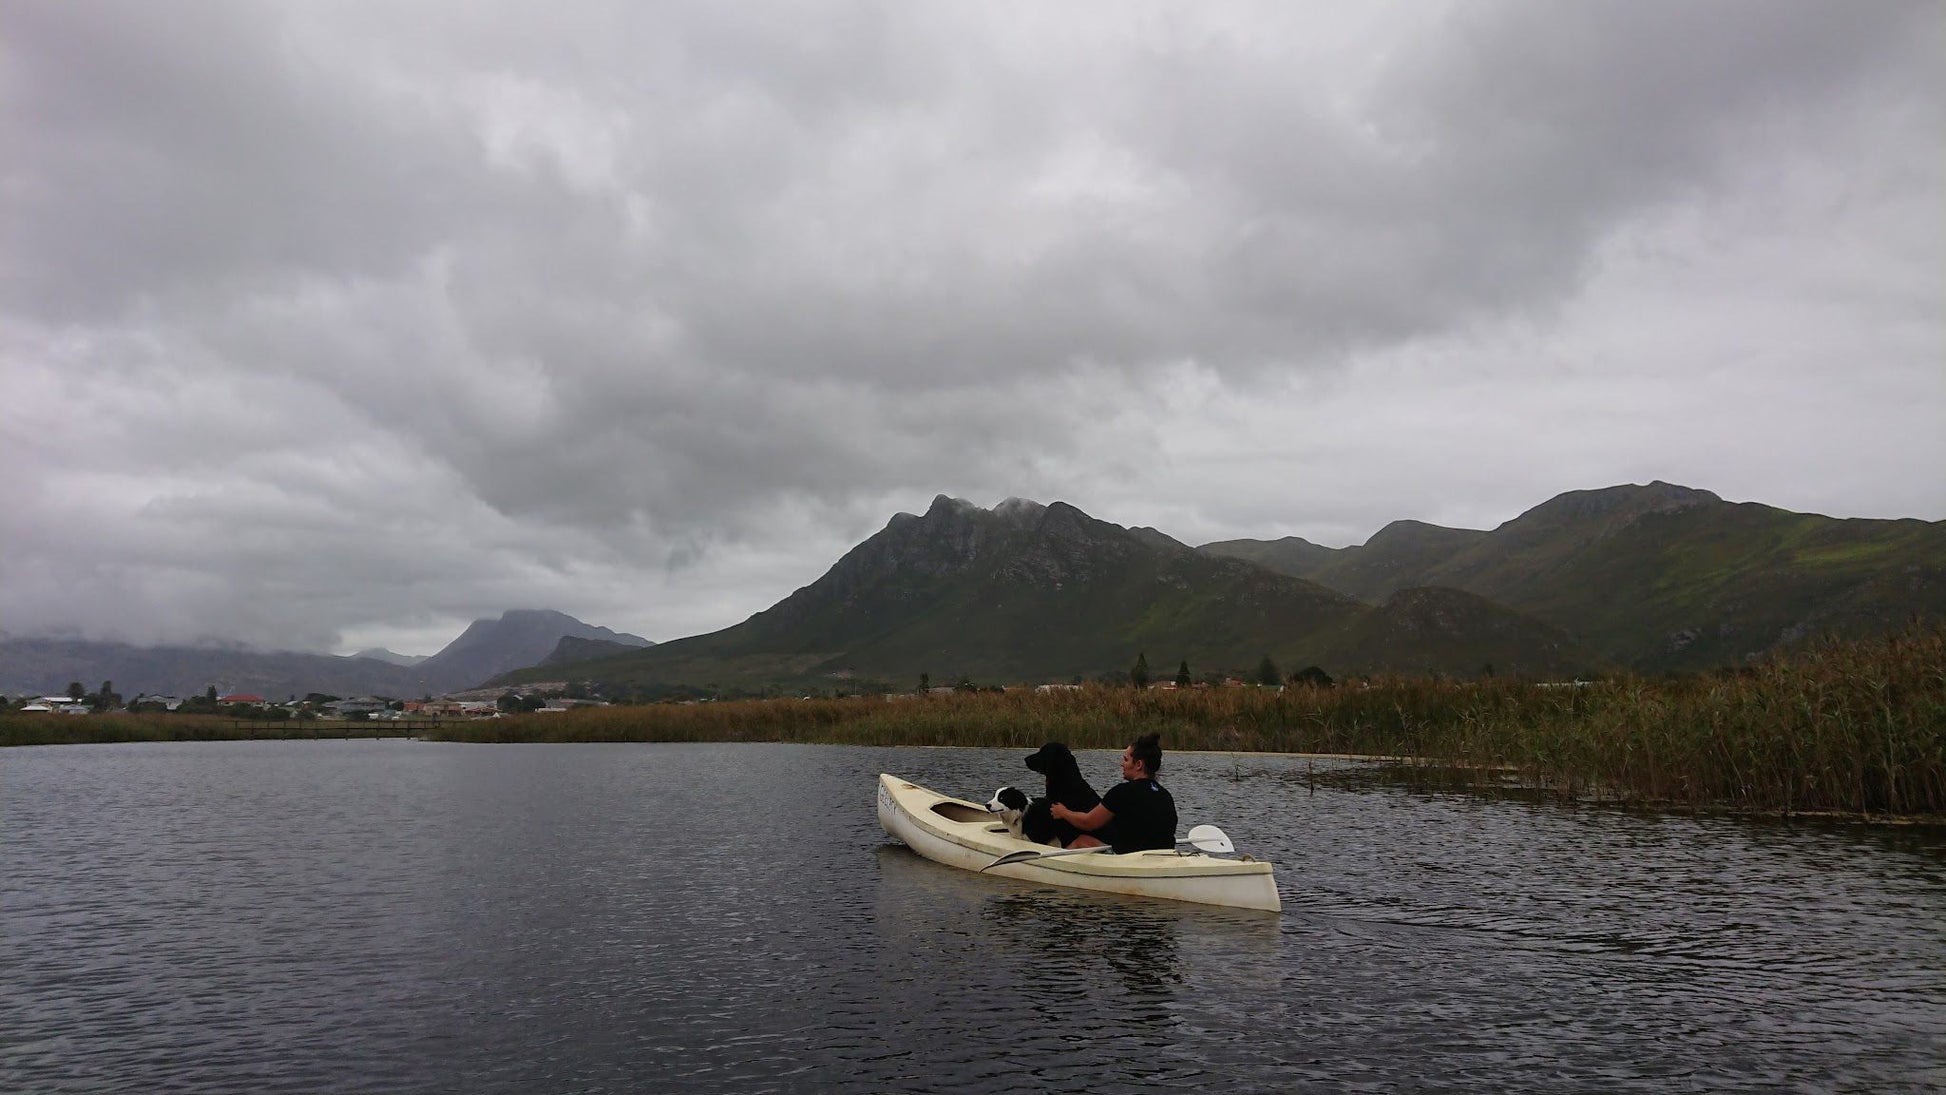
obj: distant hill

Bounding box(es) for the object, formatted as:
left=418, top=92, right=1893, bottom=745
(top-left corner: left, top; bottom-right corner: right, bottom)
left=504, top=495, right=1597, bottom=693
left=0, top=640, right=427, bottom=701
left=1196, top=535, right=1346, bottom=577
left=1201, top=482, right=1946, bottom=671
left=412, top=610, right=651, bottom=693
left=0, top=610, right=652, bottom=699
left=1311, top=520, right=1493, bottom=602
left=350, top=648, right=428, bottom=667
left=541, top=635, right=654, bottom=668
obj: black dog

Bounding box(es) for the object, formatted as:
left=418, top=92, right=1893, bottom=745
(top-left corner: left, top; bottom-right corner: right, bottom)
left=1020, top=741, right=1101, bottom=847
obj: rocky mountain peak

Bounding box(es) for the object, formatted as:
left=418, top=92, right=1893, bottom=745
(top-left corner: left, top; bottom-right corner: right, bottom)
left=1128, top=526, right=1191, bottom=554
left=419, top=610, right=650, bottom=691
left=925, top=494, right=982, bottom=518
left=993, top=497, right=1047, bottom=525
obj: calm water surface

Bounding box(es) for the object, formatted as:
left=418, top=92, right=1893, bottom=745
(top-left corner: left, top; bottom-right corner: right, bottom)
left=3, top=740, right=1942, bottom=1092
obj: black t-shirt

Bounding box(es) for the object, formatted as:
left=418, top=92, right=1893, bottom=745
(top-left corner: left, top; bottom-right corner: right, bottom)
left=1099, top=778, right=1177, bottom=854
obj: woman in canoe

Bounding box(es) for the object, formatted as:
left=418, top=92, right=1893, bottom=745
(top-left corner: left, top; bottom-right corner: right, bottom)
left=1049, top=733, right=1178, bottom=853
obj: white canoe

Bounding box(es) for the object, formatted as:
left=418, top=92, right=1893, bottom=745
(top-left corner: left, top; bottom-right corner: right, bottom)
left=876, top=773, right=1281, bottom=913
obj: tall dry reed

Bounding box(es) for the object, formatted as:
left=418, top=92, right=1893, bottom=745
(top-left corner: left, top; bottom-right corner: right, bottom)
left=428, top=627, right=1945, bottom=815
left=13, top=629, right=1939, bottom=815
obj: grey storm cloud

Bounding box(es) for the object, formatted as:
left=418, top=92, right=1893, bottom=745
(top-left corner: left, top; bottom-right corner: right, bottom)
left=2, top=0, right=1939, bottom=652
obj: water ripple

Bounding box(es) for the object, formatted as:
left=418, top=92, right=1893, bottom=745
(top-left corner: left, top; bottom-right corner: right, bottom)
left=2, top=741, right=1941, bottom=1092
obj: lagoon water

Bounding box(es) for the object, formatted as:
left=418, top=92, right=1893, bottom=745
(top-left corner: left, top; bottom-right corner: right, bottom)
left=3, top=740, right=1942, bottom=1092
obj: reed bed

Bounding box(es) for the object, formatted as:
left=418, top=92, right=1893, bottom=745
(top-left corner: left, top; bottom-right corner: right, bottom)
left=0, top=714, right=419, bottom=747
left=430, top=627, right=1945, bottom=816
left=10, top=629, right=1939, bottom=816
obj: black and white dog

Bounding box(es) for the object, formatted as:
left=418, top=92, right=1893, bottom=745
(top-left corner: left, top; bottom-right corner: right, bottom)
left=985, top=786, right=1035, bottom=839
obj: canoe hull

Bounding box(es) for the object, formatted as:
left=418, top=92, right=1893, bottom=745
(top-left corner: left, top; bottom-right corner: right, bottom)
left=876, top=773, right=1281, bottom=913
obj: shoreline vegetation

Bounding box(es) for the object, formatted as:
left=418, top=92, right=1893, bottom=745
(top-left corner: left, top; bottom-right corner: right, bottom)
left=5, top=628, right=1941, bottom=820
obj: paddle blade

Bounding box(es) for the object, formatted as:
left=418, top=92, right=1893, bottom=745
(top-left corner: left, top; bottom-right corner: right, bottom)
left=1184, top=824, right=1234, bottom=854
left=981, top=844, right=1116, bottom=871
left=981, top=850, right=1042, bottom=871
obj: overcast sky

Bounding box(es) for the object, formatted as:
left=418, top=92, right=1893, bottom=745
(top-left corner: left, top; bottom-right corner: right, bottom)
left=4, top=1, right=1941, bottom=655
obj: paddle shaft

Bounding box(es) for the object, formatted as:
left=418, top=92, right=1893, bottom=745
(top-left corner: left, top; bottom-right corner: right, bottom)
left=981, top=827, right=1230, bottom=871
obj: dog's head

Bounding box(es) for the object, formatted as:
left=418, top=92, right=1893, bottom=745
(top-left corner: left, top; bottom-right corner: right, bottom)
left=986, top=786, right=1031, bottom=820
left=1024, top=741, right=1081, bottom=781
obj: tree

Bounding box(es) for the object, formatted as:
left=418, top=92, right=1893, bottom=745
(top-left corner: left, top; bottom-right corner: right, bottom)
left=1255, top=656, right=1280, bottom=687
left=1289, top=665, right=1334, bottom=688
left=205, top=685, right=218, bottom=703
left=66, top=682, right=84, bottom=701
left=497, top=690, right=521, bottom=713
left=1175, top=660, right=1192, bottom=688
left=1131, top=652, right=1150, bottom=689
left=919, top=672, right=930, bottom=693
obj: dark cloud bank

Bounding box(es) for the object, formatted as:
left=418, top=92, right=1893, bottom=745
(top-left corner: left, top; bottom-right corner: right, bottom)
left=2, top=1, right=1939, bottom=654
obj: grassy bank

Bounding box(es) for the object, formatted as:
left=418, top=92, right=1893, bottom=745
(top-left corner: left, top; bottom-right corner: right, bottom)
left=10, top=629, right=1940, bottom=817
left=424, top=627, right=1946, bottom=816
left=0, top=715, right=423, bottom=747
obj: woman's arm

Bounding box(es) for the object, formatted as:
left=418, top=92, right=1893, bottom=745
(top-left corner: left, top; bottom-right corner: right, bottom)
left=1051, top=801, right=1113, bottom=832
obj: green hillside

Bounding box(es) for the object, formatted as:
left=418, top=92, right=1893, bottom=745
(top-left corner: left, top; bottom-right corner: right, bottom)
left=1196, top=534, right=1344, bottom=577
left=511, top=482, right=1938, bottom=693
left=1204, top=482, right=1946, bottom=671
left=1317, top=586, right=1591, bottom=679
left=508, top=495, right=1596, bottom=693
left=1312, top=520, right=1490, bottom=602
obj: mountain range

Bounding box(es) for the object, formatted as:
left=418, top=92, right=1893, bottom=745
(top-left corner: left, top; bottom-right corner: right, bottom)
left=505, top=483, right=1943, bottom=694
left=0, top=610, right=651, bottom=700
left=1200, top=481, right=1945, bottom=672
left=7, top=483, right=1939, bottom=700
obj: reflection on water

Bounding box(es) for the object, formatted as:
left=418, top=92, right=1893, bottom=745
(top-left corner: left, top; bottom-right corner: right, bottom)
left=1, top=740, right=1941, bottom=1093
left=982, top=888, right=1184, bottom=999
left=868, top=843, right=1286, bottom=1088
left=876, top=840, right=1280, bottom=1000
